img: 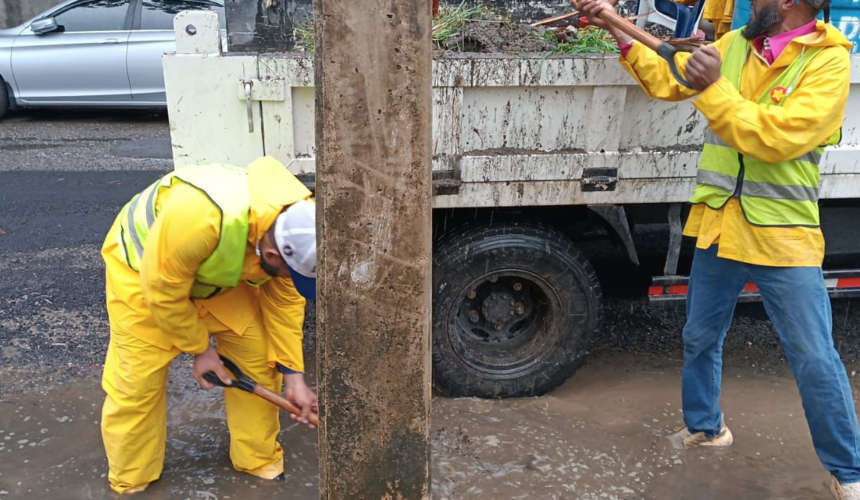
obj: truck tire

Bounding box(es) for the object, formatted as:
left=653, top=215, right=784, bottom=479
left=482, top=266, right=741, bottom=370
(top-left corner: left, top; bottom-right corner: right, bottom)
left=433, top=222, right=601, bottom=398
left=0, top=77, right=8, bottom=120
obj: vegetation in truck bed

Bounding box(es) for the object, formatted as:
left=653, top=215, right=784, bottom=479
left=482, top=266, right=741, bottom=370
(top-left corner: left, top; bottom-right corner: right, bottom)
left=431, top=2, right=508, bottom=47
left=292, top=2, right=620, bottom=56
left=542, top=26, right=620, bottom=55
left=294, top=17, right=315, bottom=54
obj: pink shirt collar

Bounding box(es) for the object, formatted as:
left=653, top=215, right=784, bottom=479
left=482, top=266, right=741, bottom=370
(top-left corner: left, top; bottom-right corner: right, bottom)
left=752, top=20, right=818, bottom=64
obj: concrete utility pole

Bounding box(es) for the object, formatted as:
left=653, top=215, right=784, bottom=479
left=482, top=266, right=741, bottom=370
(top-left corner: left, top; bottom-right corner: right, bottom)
left=313, top=0, right=433, bottom=497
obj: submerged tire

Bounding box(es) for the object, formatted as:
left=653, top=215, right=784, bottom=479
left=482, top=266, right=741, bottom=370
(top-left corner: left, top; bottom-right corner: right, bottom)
left=433, top=222, right=602, bottom=398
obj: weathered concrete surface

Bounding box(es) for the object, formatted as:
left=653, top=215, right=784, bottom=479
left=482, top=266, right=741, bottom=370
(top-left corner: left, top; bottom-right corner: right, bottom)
left=313, top=0, right=433, bottom=497
left=0, top=110, right=173, bottom=390
left=0, top=0, right=55, bottom=29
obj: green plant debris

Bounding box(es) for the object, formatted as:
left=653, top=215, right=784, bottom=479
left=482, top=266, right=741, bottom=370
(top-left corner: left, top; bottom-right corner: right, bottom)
left=541, top=27, right=620, bottom=55
left=293, top=17, right=315, bottom=54
left=432, top=1, right=507, bottom=47
left=294, top=3, right=509, bottom=54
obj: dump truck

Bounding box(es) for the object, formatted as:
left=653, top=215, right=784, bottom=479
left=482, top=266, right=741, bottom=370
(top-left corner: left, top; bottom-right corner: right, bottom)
left=163, top=7, right=860, bottom=400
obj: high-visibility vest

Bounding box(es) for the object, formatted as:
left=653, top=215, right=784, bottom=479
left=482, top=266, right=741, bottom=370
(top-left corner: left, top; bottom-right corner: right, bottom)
left=118, top=164, right=251, bottom=299
left=691, top=32, right=841, bottom=227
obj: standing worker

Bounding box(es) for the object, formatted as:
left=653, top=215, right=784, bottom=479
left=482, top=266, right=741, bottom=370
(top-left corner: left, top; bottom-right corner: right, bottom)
left=100, top=157, right=318, bottom=494
left=703, top=0, right=736, bottom=40
left=573, top=0, right=860, bottom=497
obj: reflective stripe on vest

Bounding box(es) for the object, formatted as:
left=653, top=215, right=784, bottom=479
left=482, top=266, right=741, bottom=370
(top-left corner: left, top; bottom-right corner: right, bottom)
left=696, top=169, right=818, bottom=202
left=703, top=129, right=823, bottom=166
left=118, top=164, right=251, bottom=299
left=690, top=32, right=840, bottom=227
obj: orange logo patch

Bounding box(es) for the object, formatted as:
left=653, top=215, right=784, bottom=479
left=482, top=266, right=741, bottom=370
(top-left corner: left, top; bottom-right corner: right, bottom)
left=770, top=86, right=787, bottom=103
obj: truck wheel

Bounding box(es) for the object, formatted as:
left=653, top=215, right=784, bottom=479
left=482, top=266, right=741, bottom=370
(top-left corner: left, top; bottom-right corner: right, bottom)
left=0, top=77, right=8, bottom=119
left=433, top=222, right=601, bottom=398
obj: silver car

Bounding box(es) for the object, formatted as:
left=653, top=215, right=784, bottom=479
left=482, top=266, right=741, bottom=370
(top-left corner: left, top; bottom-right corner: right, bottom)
left=0, top=0, right=226, bottom=119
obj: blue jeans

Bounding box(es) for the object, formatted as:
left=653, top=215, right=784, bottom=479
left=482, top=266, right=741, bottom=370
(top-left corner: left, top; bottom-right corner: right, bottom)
left=682, top=246, right=860, bottom=483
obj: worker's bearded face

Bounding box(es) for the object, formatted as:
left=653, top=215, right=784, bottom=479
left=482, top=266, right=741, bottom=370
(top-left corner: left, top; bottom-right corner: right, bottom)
left=743, top=0, right=783, bottom=39
left=260, top=256, right=282, bottom=278
left=259, top=230, right=291, bottom=278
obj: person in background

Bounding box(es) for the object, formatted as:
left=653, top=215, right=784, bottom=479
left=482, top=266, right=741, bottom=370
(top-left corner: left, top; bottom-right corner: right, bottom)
left=704, top=0, right=736, bottom=39
left=573, top=0, right=860, bottom=497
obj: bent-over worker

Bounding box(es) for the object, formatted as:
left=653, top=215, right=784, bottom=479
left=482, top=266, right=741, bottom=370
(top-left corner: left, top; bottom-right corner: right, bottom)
left=100, top=157, right=317, bottom=493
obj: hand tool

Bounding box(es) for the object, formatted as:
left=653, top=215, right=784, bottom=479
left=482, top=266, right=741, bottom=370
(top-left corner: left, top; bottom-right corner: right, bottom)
left=204, top=355, right=320, bottom=427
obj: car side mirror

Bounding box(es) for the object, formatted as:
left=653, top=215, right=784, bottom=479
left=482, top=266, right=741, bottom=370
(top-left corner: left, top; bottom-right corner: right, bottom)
left=31, top=17, right=59, bottom=35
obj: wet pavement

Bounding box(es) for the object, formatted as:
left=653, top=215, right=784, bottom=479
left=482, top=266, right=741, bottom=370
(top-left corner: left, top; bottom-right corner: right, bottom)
left=433, top=352, right=860, bottom=500
left=1, top=353, right=857, bottom=499
left=0, top=365, right=320, bottom=500
left=2, top=110, right=860, bottom=499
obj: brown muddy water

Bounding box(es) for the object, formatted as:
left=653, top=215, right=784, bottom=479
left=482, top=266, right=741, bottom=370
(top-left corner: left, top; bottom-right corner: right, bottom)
left=1, top=352, right=857, bottom=500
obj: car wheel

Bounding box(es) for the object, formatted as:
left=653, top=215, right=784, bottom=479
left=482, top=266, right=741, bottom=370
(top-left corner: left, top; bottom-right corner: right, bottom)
left=433, top=221, right=602, bottom=398
left=0, top=77, right=9, bottom=120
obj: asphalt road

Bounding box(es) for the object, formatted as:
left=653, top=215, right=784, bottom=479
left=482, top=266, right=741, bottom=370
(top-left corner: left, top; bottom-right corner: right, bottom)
left=0, top=110, right=173, bottom=386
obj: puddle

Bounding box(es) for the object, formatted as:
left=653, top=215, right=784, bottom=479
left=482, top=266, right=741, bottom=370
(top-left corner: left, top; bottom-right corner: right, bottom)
left=0, top=369, right=319, bottom=500
left=432, top=353, right=845, bottom=500
left=0, top=352, right=853, bottom=499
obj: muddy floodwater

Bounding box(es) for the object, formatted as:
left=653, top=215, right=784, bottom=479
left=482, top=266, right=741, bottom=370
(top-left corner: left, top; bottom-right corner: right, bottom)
left=1, top=352, right=856, bottom=500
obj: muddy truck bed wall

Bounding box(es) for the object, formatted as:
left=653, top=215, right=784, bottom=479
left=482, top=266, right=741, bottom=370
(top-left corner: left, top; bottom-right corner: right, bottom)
left=164, top=11, right=860, bottom=209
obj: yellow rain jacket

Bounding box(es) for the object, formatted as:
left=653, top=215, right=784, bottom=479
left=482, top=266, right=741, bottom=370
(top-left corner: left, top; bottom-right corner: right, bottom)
left=703, top=0, right=735, bottom=40
left=104, top=156, right=312, bottom=371
left=619, top=22, right=852, bottom=267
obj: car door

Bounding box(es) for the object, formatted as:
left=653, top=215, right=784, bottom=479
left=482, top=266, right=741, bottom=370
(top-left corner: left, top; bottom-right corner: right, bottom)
left=10, top=0, right=133, bottom=105
left=127, top=0, right=225, bottom=103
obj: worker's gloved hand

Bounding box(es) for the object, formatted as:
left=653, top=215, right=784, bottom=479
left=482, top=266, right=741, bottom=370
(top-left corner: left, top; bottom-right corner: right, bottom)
left=573, top=0, right=609, bottom=28
left=193, top=346, right=232, bottom=390
left=285, top=373, right=318, bottom=429
left=685, top=46, right=722, bottom=91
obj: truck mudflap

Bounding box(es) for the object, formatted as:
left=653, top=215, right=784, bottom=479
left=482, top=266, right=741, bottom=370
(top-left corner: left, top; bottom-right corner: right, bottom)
left=649, top=270, right=860, bottom=304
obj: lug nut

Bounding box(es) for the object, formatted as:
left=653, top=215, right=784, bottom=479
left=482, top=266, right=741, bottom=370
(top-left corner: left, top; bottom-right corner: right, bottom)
left=468, top=310, right=480, bottom=323
left=515, top=305, right=525, bottom=315
left=467, top=290, right=477, bottom=299
left=494, top=323, right=504, bottom=331
left=513, top=282, right=523, bottom=291
left=488, top=274, right=498, bottom=283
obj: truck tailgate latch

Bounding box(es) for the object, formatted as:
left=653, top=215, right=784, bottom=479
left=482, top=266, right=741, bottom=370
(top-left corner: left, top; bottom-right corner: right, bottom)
left=581, top=167, right=618, bottom=192
left=237, top=78, right=286, bottom=134
left=243, top=80, right=254, bottom=133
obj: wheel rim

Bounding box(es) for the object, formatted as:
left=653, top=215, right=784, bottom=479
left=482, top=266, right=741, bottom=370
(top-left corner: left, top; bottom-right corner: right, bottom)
left=445, top=270, right=566, bottom=378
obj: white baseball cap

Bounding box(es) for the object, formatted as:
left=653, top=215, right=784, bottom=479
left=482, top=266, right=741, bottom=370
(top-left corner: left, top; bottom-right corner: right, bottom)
left=273, top=200, right=316, bottom=300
